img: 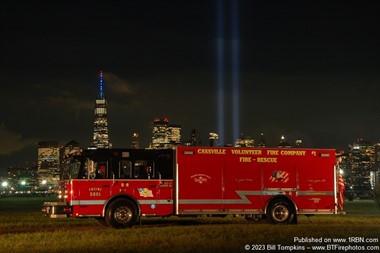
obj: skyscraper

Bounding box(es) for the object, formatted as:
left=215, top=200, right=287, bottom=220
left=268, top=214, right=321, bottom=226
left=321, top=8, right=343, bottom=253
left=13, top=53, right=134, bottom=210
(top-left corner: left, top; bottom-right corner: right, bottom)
left=91, top=71, right=112, bottom=149
left=257, top=133, right=266, bottom=148
left=151, top=118, right=169, bottom=149
left=209, top=132, right=219, bottom=147
left=151, top=118, right=181, bottom=149
left=345, top=139, right=374, bottom=198
left=234, top=133, right=254, bottom=147
left=190, top=129, right=201, bottom=146
left=131, top=132, right=140, bottom=149
left=37, top=141, right=60, bottom=189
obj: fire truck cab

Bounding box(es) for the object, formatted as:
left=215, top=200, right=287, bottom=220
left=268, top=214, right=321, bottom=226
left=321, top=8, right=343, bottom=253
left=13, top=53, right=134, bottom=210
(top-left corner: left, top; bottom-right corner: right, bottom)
left=42, top=146, right=343, bottom=228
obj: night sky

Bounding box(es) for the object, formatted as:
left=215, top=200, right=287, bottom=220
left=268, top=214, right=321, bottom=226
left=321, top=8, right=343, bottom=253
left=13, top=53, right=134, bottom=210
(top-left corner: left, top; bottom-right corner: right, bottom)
left=1, top=0, right=380, bottom=171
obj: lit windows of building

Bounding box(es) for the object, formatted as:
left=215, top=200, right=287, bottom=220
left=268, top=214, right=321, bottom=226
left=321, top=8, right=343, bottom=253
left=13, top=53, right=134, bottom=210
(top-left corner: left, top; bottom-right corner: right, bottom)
left=235, top=133, right=254, bottom=147
left=295, top=138, right=303, bottom=147
left=168, top=125, right=181, bottom=146
left=7, top=165, right=37, bottom=194
left=37, top=141, right=61, bottom=190
left=152, top=118, right=169, bottom=149
left=63, top=140, right=82, bottom=158
left=345, top=138, right=375, bottom=199
left=209, top=132, right=219, bottom=147
left=151, top=118, right=181, bottom=149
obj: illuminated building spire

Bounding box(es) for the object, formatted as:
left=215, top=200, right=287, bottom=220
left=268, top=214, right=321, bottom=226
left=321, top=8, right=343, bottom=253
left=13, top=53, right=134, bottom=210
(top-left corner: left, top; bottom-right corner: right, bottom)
left=91, top=71, right=112, bottom=149
left=99, top=70, right=104, bottom=99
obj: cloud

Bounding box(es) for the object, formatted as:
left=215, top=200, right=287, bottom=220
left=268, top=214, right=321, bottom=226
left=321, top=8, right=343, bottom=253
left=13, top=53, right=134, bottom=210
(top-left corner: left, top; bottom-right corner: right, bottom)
left=46, top=91, right=93, bottom=120
left=0, top=123, right=39, bottom=155
left=103, top=72, right=136, bottom=95
left=47, top=91, right=93, bottom=109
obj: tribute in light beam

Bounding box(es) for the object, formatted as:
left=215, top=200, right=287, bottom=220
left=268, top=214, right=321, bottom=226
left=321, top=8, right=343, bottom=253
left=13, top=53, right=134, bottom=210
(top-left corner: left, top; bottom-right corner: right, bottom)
left=216, top=0, right=225, bottom=146
left=231, top=0, right=240, bottom=143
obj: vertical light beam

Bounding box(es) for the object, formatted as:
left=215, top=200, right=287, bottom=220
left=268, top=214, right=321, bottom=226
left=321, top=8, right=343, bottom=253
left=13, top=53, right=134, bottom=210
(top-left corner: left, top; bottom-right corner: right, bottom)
left=231, top=0, right=240, bottom=143
left=216, top=0, right=225, bottom=146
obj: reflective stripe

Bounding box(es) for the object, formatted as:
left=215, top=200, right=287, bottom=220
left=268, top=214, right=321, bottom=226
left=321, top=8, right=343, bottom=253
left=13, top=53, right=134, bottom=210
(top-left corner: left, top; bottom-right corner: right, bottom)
left=298, top=209, right=335, bottom=214
left=139, top=200, right=173, bottom=205
left=297, top=191, right=334, bottom=196
left=70, top=199, right=173, bottom=206
left=70, top=200, right=105, bottom=205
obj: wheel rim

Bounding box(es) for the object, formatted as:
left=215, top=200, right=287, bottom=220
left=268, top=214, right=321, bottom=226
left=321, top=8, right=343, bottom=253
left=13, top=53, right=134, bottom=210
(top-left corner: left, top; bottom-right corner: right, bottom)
left=271, top=204, right=289, bottom=222
left=114, top=206, right=133, bottom=224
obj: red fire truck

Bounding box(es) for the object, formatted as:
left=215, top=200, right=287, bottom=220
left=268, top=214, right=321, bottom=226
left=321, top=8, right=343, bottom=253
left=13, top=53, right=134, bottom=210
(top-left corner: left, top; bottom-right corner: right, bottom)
left=42, top=146, right=344, bottom=228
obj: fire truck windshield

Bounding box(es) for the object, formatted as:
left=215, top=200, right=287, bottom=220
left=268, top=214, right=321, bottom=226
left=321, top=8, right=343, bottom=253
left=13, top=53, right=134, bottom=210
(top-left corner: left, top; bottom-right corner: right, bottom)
left=61, top=159, right=82, bottom=180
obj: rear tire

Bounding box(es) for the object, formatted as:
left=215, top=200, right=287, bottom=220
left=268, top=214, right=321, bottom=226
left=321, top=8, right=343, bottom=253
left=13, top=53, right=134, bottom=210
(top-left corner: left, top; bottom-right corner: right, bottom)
left=268, top=199, right=296, bottom=224
left=105, top=199, right=138, bottom=229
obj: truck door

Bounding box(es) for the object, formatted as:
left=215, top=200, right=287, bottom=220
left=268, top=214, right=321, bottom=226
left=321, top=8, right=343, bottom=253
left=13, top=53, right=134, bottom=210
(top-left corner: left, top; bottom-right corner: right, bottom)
left=71, top=159, right=112, bottom=216
left=156, top=176, right=174, bottom=216
left=132, top=160, right=160, bottom=215
left=130, top=159, right=173, bottom=216
left=176, top=148, right=225, bottom=214
left=85, top=160, right=112, bottom=201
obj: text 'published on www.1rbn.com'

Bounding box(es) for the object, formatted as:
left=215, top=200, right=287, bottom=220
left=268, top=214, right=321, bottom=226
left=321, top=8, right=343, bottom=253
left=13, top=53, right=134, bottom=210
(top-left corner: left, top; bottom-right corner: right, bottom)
left=244, top=236, right=380, bottom=252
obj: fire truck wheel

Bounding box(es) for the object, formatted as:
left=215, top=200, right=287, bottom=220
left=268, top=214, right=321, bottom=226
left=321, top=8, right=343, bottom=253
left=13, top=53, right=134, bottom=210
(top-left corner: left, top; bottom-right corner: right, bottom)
left=105, top=199, right=138, bottom=229
left=268, top=199, right=295, bottom=224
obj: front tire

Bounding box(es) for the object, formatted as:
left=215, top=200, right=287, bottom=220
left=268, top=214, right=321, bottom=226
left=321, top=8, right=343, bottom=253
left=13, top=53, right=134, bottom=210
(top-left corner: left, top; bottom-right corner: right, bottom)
left=105, top=199, right=138, bottom=229
left=268, top=199, right=296, bottom=224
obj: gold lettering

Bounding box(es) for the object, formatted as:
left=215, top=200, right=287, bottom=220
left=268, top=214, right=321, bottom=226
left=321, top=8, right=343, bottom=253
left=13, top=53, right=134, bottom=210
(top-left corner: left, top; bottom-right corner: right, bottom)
left=89, top=192, right=101, bottom=197
left=280, top=150, right=306, bottom=156
left=266, top=150, right=279, bottom=155
left=239, top=157, right=252, bottom=162
left=257, top=157, right=277, bottom=163
left=231, top=149, right=262, bottom=155
left=197, top=148, right=226, bottom=155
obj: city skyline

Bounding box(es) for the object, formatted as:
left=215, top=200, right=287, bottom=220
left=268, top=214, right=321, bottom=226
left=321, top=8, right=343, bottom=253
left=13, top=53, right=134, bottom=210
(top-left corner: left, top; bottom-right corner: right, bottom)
left=1, top=0, right=380, bottom=170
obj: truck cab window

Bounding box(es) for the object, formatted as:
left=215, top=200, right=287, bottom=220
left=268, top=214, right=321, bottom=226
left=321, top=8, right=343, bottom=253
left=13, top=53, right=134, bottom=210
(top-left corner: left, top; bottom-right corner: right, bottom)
left=83, top=159, right=94, bottom=179
left=96, top=162, right=107, bottom=179
left=119, top=160, right=132, bottom=179
left=134, top=160, right=155, bottom=179
left=83, top=159, right=107, bottom=179
left=61, top=159, right=81, bottom=180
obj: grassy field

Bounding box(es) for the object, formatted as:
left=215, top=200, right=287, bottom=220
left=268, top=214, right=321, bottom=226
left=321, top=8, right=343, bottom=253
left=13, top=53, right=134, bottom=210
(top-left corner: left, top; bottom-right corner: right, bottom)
left=0, top=197, right=379, bottom=252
